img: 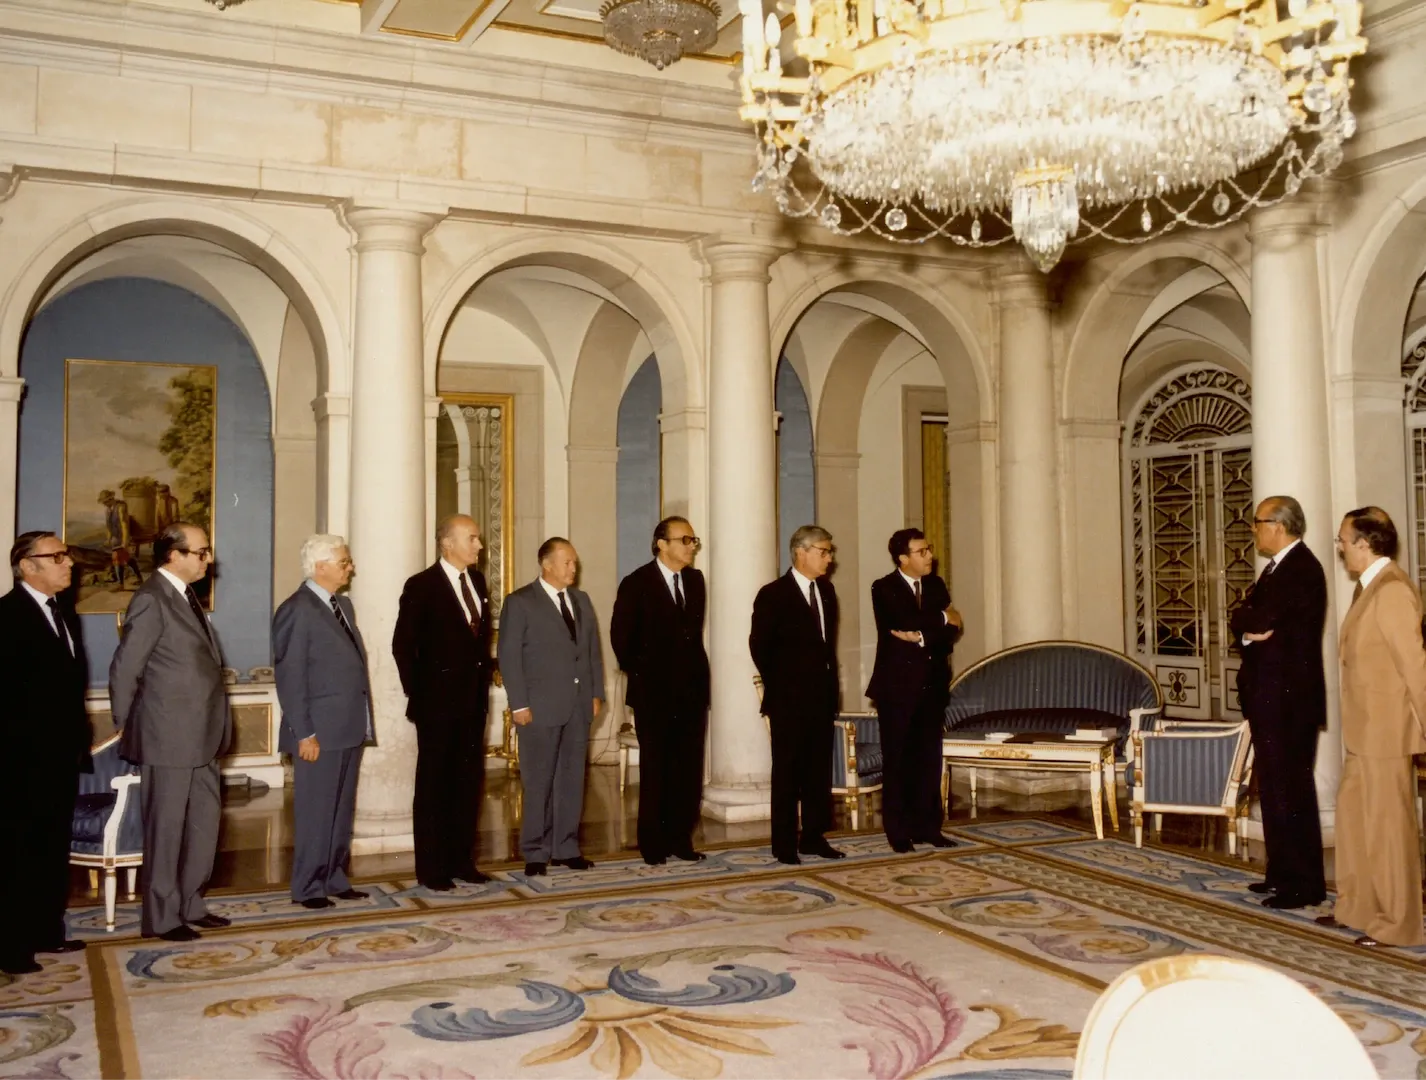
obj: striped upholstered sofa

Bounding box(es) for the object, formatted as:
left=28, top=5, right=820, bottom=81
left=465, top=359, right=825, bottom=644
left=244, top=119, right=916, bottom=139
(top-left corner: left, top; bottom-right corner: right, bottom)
left=943, top=641, right=1163, bottom=758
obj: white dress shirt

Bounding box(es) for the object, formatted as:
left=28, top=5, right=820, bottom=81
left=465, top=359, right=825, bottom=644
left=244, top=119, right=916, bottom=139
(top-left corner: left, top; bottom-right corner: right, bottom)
left=21, top=581, right=72, bottom=654
left=791, top=567, right=825, bottom=639
left=157, top=565, right=190, bottom=599
left=656, top=558, right=683, bottom=603
left=538, top=576, right=574, bottom=618
left=1359, top=556, right=1393, bottom=591
left=440, top=558, right=483, bottom=623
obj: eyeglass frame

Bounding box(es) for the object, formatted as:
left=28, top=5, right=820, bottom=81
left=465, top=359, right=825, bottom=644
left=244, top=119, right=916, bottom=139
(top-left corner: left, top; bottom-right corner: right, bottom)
left=667, top=535, right=701, bottom=548
left=23, top=548, right=74, bottom=566
left=178, top=546, right=214, bottom=560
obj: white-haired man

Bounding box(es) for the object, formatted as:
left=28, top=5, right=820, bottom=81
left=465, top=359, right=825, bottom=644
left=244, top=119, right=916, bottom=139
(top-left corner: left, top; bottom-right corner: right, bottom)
left=273, top=535, right=372, bottom=909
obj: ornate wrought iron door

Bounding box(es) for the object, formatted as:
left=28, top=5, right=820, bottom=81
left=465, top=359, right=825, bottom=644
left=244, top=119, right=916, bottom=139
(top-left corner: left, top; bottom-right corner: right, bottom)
left=1125, top=368, right=1252, bottom=719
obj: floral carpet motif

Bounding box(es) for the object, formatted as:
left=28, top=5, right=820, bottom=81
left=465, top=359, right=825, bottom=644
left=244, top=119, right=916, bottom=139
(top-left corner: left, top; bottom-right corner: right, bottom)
left=3, top=821, right=1424, bottom=1078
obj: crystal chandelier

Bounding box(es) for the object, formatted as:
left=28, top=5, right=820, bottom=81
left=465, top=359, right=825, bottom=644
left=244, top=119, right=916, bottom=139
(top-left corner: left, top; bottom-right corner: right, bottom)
left=602, top=0, right=722, bottom=69
left=737, top=0, right=1366, bottom=270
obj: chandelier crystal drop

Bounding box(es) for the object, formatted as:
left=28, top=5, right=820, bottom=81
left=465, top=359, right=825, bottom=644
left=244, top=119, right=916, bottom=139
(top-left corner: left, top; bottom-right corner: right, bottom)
left=738, top=0, right=1366, bottom=270
left=601, top=0, right=721, bottom=69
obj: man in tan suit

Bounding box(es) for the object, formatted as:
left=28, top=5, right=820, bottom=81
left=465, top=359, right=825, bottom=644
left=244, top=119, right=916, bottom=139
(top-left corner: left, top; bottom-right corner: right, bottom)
left=1324, top=507, right=1426, bottom=947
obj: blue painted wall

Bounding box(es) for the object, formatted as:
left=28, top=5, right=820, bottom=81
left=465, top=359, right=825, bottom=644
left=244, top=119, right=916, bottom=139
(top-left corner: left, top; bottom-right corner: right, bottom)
left=18, top=277, right=275, bottom=686
left=616, top=355, right=662, bottom=581
left=776, top=358, right=815, bottom=573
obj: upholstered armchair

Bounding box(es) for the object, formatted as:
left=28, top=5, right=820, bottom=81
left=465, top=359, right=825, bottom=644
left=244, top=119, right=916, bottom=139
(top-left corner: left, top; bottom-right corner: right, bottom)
left=1129, top=717, right=1254, bottom=855
left=70, top=733, right=143, bottom=931
left=831, top=713, right=883, bottom=830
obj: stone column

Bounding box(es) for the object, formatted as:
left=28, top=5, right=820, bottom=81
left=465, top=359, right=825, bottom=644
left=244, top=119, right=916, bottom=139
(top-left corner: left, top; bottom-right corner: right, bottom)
left=1249, top=198, right=1342, bottom=815
left=567, top=442, right=622, bottom=765
left=995, top=264, right=1064, bottom=643
left=692, top=237, right=787, bottom=822
left=345, top=207, right=439, bottom=855
left=815, top=449, right=864, bottom=705
left=313, top=392, right=350, bottom=536
left=0, top=375, right=22, bottom=596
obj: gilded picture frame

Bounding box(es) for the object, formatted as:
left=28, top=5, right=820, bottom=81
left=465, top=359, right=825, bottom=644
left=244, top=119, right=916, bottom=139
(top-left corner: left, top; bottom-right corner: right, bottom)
left=62, top=358, right=218, bottom=614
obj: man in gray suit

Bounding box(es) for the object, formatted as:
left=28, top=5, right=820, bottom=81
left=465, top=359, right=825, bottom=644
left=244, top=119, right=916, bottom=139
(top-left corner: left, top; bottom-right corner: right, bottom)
left=273, top=534, right=372, bottom=910
left=110, top=522, right=231, bottom=941
left=498, top=537, right=605, bottom=877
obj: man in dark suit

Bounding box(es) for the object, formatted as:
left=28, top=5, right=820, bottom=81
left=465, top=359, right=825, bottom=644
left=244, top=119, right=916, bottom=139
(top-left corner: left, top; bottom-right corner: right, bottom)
left=866, top=528, right=963, bottom=853
left=0, top=532, right=91, bottom=974
left=392, top=514, right=493, bottom=891
left=110, top=522, right=232, bottom=941
left=1229, top=495, right=1328, bottom=909
left=750, top=524, right=846, bottom=865
left=611, top=516, right=710, bottom=865
left=274, top=534, right=372, bottom=909
left=498, top=537, right=605, bottom=877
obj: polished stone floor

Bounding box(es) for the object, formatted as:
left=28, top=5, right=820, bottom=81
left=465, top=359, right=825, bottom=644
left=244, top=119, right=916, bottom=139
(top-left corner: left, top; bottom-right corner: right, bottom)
left=72, top=763, right=1286, bottom=902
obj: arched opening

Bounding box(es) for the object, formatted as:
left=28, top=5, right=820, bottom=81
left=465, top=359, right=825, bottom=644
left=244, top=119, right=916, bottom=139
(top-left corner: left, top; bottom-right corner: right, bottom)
left=775, top=356, right=814, bottom=573
left=1398, top=272, right=1426, bottom=592
left=617, top=355, right=662, bottom=581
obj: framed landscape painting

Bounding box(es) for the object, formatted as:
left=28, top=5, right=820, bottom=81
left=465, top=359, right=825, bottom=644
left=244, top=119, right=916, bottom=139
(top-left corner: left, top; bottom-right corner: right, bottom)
left=63, top=358, right=217, bottom=614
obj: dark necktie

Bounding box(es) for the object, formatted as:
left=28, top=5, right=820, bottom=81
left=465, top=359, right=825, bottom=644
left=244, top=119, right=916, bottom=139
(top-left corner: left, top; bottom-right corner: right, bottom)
left=459, top=572, right=482, bottom=636
left=808, top=581, right=823, bottom=640
left=673, top=572, right=686, bottom=611
left=186, top=585, right=213, bottom=643
left=330, top=595, right=359, bottom=650
left=45, top=597, right=71, bottom=654
left=1351, top=581, right=1363, bottom=606
left=914, top=579, right=922, bottom=608
left=558, top=590, right=578, bottom=642
left=1263, top=557, right=1277, bottom=577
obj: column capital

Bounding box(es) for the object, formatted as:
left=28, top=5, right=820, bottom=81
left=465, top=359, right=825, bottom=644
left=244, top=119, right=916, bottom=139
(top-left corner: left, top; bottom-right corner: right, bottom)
left=659, top=406, right=706, bottom=433
left=814, top=449, right=861, bottom=469
left=424, top=395, right=443, bottom=420
left=312, top=392, right=350, bottom=421
left=343, top=205, right=444, bottom=255
left=0, top=375, right=23, bottom=403
left=991, top=259, right=1055, bottom=309
left=690, top=235, right=794, bottom=284
left=567, top=443, right=621, bottom=464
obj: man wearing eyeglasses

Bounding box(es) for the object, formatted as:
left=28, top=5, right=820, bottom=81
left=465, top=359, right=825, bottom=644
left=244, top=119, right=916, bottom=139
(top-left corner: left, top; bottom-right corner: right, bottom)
left=750, top=524, right=846, bottom=864
left=1228, top=495, right=1327, bottom=910
left=110, top=522, right=232, bottom=941
left=866, top=528, right=963, bottom=853
left=611, top=517, right=711, bottom=865
left=0, top=533, right=91, bottom=974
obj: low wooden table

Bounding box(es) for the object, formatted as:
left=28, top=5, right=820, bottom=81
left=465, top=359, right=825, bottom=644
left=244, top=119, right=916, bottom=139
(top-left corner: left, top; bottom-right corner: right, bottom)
left=942, top=733, right=1121, bottom=839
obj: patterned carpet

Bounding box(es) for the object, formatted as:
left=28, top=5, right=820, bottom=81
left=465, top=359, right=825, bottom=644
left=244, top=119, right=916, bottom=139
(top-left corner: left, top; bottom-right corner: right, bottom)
left=4, top=820, right=1425, bottom=1079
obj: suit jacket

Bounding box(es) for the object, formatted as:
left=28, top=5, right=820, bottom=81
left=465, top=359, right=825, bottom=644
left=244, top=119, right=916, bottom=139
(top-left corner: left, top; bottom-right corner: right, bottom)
left=1228, top=541, right=1328, bottom=732
left=750, top=571, right=840, bottom=719
left=110, top=573, right=229, bottom=768
left=610, top=560, right=710, bottom=717
left=497, top=580, right=605, bottom=728
left=1339, top=560, right=1426, bottom=759
left=0, top=585, right=91, bottom=772
left=392, top=562, right=493, bottom=726
left=865, top=570, right=956, bottom=711
left=273, top=584, right=373, bottom=753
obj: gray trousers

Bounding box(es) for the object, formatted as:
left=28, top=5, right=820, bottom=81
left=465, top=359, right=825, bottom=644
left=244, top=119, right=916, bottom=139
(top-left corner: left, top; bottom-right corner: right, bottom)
left=290, top=745, right=363, bottom=902
left=516, top=712, right=589, bottom=862
left=139, top=761, right=220, bottom=935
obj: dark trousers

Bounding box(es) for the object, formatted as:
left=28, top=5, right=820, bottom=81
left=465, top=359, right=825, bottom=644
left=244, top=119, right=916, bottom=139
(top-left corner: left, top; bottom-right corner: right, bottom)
left=769, top=708, right=833, bottom=857
left=290, top=744, right=363, bottom=901
left=0, top=767, right=78, bottom=965
left=1250, top=715, right=1326, bottom=900
left=878, top=696, right=946, bottom=844
left=516, top=711, right=590, bottom=862
left=413, top=710, right=486, bottom=885
left=139, top=761, right=221, bottom=935
left=633, top=706, right=707, bottom=859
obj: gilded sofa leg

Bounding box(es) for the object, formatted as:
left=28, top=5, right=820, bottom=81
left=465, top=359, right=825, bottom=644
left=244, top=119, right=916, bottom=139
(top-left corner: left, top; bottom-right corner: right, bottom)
left=1132, top=808, right=1144, bottom=848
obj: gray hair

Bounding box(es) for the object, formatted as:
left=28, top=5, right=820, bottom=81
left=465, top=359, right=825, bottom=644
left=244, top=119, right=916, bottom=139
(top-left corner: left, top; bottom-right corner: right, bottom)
left=1262, top=496, right=1306, bottom=539
left=301, top=534, right=348, bottom=579
left=789, top=524, right=832, bottom=558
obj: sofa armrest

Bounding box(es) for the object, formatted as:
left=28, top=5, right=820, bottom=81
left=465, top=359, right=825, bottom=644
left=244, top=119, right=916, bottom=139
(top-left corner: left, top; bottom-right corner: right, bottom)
left=105, top=773, right=141, bottom=860
left=1126, top=706, right=1163, bottom=767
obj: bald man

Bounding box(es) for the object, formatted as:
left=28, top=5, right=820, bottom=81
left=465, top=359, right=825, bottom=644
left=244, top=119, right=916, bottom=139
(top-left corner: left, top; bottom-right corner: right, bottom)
left=393, top=514, right=494, bottom=891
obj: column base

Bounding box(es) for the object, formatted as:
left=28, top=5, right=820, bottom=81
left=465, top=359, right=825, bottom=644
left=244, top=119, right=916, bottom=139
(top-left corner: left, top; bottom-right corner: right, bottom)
left=1241, top=802, right=1336, bottom=848
left=701, top=784, right=771, bottom=823
left=351, top=831, right=415, bottom=857
left=351, top=808, right=415, bottom=856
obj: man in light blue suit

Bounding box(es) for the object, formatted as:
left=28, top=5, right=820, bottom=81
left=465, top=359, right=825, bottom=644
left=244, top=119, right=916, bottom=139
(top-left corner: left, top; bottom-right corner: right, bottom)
left=498, top=537, right=605, bottom=877
left=273, top=535, right=373, bottom=909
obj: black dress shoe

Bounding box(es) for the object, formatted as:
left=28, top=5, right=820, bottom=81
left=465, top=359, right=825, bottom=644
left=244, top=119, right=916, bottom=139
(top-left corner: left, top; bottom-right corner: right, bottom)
left=889, top=839, right=914, bottom=854
left=332, top=888, right=369, bottom=900
left=643, top=855, right=668, bottom=866
left=37, top=940, right=85, bottom=954
left=1315, top=915, right=1343, bottom=928
left=190, top=914, right=231, bottom=929
left=455, top=870, right=490, bottom=885
left=1262, top=893, right=1321, bottom=910
left=671, top=850, right=707, bottom=862
left=157, top=925, right=201, bottom=942
left=1, top=957, right=41, bottom=975
left=551, top=856, right=595, bottom=870
left=915, top=835, right=956, bottom=848
left=1354, top=934, right=1382, bottom=948
left=798, top=842, right=847, bottom=859
left=774, top=852, right=802, bottom=865
left=524, top=862, right=547, bottom=877
left=421, top=879, right=455, bottom=892
left=299, top=897, right=334, bottom=910
left=1247, top=881, right=1276, bottom=894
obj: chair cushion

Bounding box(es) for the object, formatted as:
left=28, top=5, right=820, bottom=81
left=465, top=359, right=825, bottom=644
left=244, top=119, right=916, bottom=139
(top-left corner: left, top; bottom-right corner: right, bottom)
left=1140, top=731, right=1242, bottom=806
left=71, top=792, right=117, bottom=847
left=947, top=707, right=1125, bottom=735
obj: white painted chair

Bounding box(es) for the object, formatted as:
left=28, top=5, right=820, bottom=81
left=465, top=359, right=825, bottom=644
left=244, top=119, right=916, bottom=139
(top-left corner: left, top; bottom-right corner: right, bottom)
left=1074, top=954, right=1376, bottom=1080
left=70, top=733, right=143, bottom=931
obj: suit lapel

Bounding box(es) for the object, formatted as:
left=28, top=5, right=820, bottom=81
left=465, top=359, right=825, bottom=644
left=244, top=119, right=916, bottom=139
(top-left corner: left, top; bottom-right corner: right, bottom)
left=1342, top=563, right=1397, bottom=647
left=161, top=577, right=220, bottom=663
left=302, top=585, right=364, bottom=660
left=15, top=589, right=72, bottom=660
